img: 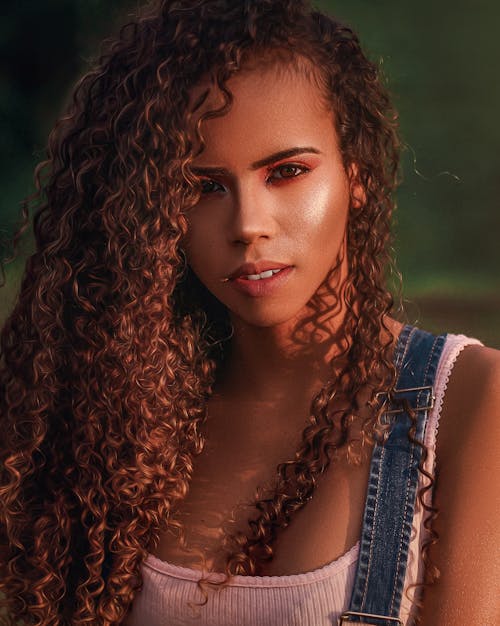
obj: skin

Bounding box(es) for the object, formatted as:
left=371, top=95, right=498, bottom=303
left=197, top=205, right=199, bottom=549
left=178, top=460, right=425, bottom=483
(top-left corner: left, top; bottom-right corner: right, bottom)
left=419, top=345, right=500, bottom=625
left=155, top=63, right=500, bottom=624
left=184, top=63, right=367, bottom=395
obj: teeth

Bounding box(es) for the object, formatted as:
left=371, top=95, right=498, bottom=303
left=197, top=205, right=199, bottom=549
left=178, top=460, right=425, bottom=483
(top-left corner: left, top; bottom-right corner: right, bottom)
left=245, top=268, right=283, bottom=281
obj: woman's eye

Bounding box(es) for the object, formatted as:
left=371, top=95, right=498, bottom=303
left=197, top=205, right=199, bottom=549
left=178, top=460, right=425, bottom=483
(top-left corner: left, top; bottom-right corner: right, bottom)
left=268, top=164, right=309, bottom=182
left=200, top=179, right=225, bottom=194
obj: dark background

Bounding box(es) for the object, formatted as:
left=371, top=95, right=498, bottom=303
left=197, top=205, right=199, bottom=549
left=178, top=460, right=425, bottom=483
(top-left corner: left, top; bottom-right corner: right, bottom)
left=1, top=0, right=499, bottom=345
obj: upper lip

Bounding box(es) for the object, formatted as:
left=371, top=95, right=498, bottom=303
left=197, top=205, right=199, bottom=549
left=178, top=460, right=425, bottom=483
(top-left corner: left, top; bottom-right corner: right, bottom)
left=227, top=261, right=292, bottom=280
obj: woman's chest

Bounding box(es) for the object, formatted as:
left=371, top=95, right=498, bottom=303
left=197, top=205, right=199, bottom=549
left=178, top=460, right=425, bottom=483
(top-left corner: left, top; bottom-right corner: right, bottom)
left=151, top=405, right=372, bottom=575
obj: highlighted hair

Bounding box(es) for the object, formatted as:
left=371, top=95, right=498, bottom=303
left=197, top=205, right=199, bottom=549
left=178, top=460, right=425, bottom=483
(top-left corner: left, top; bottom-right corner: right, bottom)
left=0, top=1, right=437, bottom=624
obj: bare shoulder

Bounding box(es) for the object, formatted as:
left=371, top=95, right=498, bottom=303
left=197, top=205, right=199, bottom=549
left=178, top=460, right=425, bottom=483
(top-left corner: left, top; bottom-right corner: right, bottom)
left=420, top=342, right=500, bottom=625
left=437, top=342, right=500, bottom=462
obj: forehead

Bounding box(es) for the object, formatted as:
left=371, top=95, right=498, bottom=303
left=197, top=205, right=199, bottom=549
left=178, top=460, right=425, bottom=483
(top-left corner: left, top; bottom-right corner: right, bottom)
left=189, top=62, right=338, bottom=165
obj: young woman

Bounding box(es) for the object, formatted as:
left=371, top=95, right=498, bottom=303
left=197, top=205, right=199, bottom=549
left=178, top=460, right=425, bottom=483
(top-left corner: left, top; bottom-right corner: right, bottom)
left=1, top=1, right=499, bottom=625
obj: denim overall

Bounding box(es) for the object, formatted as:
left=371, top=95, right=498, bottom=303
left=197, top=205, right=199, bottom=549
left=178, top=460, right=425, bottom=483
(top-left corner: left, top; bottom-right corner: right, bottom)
left=340, top=325, right=446, bottom=625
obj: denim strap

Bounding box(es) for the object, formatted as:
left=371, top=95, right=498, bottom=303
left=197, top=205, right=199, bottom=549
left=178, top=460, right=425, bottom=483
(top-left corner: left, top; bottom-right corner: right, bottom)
left=342, top=326, right=447, bottom=625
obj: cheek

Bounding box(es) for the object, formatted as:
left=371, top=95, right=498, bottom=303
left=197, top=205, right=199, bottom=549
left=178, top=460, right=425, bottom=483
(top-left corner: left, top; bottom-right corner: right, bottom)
left=183, top=212, right=216, bottom=262
left=182, top=214, right=229, bottom=296
left=184, top=242, right=216, bottom=283
left=289, top=177, right=349, bottom=255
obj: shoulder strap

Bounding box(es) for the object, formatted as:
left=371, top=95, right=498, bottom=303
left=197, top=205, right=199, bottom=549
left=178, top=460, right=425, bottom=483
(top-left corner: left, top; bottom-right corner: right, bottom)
left=340, top=325, right=447, bottom=626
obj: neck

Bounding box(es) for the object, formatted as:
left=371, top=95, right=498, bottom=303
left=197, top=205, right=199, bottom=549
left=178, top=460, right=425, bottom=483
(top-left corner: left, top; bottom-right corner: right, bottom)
left=215, top=306, right=402, bottom=406
left=216, top=294, right=348, bottom=404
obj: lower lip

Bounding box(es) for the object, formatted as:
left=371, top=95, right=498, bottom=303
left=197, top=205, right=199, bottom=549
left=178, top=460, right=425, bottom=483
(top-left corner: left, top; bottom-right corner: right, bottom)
left=229, top=266, right=294, bottom=297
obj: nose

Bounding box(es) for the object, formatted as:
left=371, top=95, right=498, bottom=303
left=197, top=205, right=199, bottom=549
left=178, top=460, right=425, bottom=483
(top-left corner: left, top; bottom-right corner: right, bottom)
left=228, top=181, right=277, bottom=246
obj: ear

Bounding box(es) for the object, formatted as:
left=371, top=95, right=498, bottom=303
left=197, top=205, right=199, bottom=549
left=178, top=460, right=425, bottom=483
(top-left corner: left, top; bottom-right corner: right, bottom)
left=347, top=163, right=366, bottom=209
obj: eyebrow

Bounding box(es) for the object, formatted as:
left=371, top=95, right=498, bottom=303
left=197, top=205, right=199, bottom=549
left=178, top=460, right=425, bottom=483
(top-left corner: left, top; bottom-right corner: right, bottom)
left=190, top=146, right=322, bottom=176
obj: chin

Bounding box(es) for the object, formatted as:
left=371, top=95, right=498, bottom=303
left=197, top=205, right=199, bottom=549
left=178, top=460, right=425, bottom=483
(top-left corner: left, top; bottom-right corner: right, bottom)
left=229, top=302, right=308, bottom=330
left=233, top=312, right=289, bottom=329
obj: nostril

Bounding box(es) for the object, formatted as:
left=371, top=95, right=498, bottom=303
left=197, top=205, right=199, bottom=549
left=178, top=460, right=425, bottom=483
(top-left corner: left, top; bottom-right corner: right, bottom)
left=232, top=233, right=271, bottom=246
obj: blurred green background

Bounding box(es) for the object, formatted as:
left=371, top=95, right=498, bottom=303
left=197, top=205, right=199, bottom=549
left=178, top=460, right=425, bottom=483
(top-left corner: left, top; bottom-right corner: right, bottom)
left=1, top=0, right=499, bottom=346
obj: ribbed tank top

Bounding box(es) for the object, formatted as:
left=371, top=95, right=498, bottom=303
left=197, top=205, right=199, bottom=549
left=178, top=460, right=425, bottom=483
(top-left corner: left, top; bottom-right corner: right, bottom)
left=125, top=334, right=481, bottom=626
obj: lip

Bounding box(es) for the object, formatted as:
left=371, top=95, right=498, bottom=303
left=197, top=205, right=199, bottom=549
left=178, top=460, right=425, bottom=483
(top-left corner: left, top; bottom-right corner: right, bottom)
left=227, top=260, right=291, bottom=281
left=227, top=263, right=294, bottom=297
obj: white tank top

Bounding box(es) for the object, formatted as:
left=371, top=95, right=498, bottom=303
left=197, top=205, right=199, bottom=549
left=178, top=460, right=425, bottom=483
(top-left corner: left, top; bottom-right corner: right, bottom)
left=125, top=334, right=481, bottom=626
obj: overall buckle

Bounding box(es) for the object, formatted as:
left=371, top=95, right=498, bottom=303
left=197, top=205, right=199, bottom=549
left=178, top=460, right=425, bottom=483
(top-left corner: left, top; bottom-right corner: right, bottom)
left=376, top=384, right=435, bottom=415
left=339, top=610, right=403, bottom=625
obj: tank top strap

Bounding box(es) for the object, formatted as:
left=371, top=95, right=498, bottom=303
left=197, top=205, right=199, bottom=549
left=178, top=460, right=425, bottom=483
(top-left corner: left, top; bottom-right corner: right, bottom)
left=340, top=325, right=447, bottom=626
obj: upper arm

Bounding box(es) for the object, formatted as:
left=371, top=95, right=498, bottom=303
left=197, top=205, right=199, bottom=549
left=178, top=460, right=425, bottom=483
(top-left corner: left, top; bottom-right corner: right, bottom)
left=419, top=344, right=500, bottom=625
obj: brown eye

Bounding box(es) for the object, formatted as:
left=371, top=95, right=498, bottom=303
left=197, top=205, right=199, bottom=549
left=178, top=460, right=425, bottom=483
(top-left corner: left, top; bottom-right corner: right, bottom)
left=268, top=163, right=309, bottom=182
left=279, top=165, right=300, bottom=177
left=200, top=179, right=225, bottom=194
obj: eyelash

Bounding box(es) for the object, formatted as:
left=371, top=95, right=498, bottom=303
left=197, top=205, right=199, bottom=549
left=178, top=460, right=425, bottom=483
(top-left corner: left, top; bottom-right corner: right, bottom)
left=199, top=163, right=310, bottom=194
left=266, top=163, right=310, bottom=184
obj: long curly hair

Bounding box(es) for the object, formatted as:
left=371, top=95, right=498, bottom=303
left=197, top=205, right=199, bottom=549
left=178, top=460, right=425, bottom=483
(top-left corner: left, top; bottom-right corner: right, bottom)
left=0, top=1, right=437, bottom=624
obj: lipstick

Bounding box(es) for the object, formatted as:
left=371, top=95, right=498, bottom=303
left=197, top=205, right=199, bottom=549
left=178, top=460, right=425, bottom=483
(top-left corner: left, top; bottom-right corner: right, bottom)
left=225, top=261, right=294, bottom=297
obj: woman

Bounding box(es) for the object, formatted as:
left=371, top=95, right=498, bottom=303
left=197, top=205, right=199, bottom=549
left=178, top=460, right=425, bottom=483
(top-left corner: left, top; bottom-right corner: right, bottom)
left=0, top=1, right=498, bottom=625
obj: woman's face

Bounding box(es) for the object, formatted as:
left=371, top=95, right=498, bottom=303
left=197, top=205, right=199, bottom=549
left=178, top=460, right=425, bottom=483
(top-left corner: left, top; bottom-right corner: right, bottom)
left=184, top=63, right=358, bottom=329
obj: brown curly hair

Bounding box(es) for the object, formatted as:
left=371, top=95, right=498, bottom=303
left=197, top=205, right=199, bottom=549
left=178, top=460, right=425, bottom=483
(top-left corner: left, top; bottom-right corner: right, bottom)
left=0, top=0, right=437, bottom=624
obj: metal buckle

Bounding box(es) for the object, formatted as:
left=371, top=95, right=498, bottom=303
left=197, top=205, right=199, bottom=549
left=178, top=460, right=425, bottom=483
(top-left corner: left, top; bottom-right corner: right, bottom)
left=376, top=385, right=435, bottom=415
left=339, top=610, right=403, bottom=625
